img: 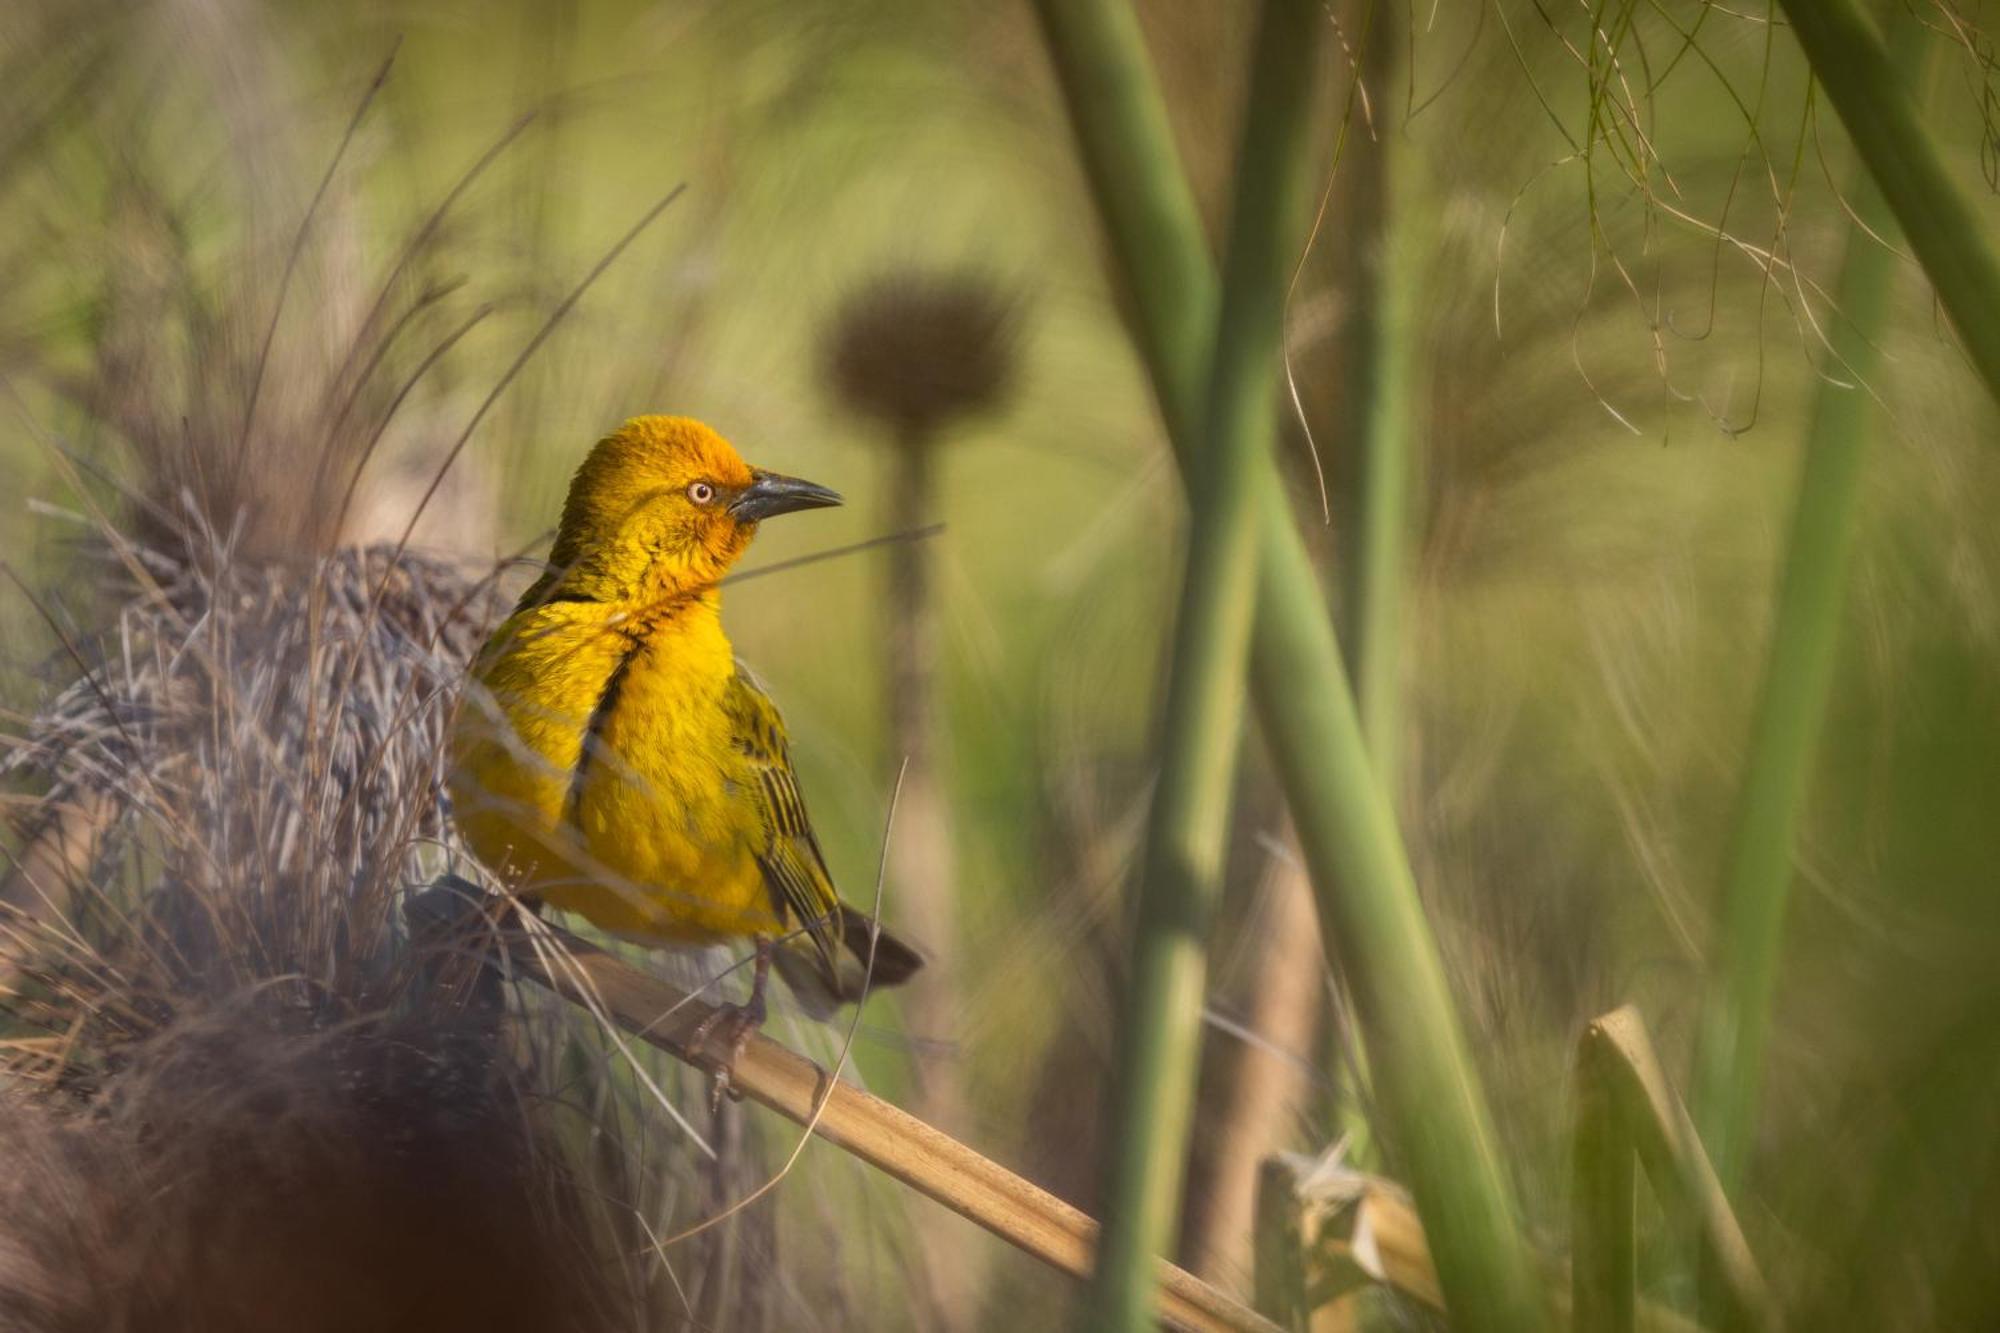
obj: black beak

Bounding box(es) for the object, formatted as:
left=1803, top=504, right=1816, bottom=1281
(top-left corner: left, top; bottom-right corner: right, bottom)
left=729, top=470, right=843, bottom=522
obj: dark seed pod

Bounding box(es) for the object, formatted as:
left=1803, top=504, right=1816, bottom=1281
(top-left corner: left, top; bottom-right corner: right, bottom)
left=821, top=270, right=1022, bottom=443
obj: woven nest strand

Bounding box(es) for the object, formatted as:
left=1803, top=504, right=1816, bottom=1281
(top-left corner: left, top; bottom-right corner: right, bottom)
left=0, top=532, right=677, bottom=1331
left=2, top=532, right=508, bottom=1053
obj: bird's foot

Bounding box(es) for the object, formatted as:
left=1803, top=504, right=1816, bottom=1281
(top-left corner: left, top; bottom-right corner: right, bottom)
left=689, top=939, right=773, bottom=1112
left=688, top=996, right=765, bottom=1112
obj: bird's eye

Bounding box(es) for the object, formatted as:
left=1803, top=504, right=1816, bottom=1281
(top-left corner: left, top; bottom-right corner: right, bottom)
left=687, top=481, right=717, bottom=505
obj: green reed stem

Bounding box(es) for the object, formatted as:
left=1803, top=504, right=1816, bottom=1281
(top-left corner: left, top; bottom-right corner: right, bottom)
left=1082, top=2, right=1321, bottom=1328
left=1323, top=0, right=1419, bottom=1197
left=1342, top=62, right=1417, bottom=797
left=1692, top=2, right=1933, bottom=1201
left=1776, top=0, right=2000, bottom=407
left=1032, top=2, right=1543, bottom=1328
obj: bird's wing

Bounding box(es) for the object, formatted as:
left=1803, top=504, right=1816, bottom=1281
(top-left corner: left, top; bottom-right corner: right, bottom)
left=724, top=664, right=844, bottom=977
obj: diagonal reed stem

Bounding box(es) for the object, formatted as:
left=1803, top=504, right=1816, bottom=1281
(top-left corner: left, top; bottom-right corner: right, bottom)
left=1085, top=1, right=1321, bottom=1328
left=1691, top=8, right=1934, bottom=1199
left=1775, top=0, right=2000, bottom=407
left=1030, top=2, right=1542, bottom=1328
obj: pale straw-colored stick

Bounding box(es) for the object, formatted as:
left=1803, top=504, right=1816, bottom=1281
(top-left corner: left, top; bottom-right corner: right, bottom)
left=493, top=913, right=1281, bottom=1333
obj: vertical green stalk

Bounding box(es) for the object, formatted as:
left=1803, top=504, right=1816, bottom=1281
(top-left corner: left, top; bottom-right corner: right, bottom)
left=1348, top=201, right=1414, bottom=787
left=1775, top=0, right=2000, bottom=408
left=1325, top=9, right=1419, bottom=1170
left=1342, top=20, right=1418, bottom=795
left=1691, top=5, right=1932, bottom=1197
left=1033, top=2, right=1543, bottom=1328
left=1086, top=3, right=1322, bottom=1328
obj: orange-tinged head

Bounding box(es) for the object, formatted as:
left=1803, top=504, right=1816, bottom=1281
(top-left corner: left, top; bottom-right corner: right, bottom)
left=542, top=416, right=840, bottom=600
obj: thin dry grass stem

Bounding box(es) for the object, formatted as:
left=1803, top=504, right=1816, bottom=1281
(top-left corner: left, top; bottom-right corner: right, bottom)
left=4, top=80, right=534, bottom=565
left=0, top=512, right=764, bottom=1323
left=231, top=42, right=400, bottom=494
left=0, top=564, right=210, bottom=880
left=6, top=396, right=185, bottom=627
left=653, top=758, right=908, bottom=1249
left=512, top=914, right=716, bottom=1157
left=720, top=522, right=946, bottom=588
left=493, top=907, right=1281, bottom=1333
left=1, top=531, right=504, bottom=1025
left=1490, top=0, right=1909, bottom=430
left=379, top=183, right=689, bottom=569
left=1280, top=0, right=1380, bottom=526
left=0, top=791, right=116, bottom=962
left=313, top=112, right=538, bottom=463
left=317, top=184, right=687, bottom=806
left=324, top=299, right=496, bottom=543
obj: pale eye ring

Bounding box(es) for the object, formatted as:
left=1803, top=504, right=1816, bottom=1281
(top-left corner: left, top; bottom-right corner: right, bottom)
left=687, top=481, right=717, bottom=505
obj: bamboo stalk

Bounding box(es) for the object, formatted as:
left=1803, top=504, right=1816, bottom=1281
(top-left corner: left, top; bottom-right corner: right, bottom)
left=1774, top=0, right=2000, bottom=407
left=1691, top=9, right=1933, bottom=1196
left=1088, top=2, right=1323, bottom=1329
left=1031, top=3, right=1543, bottom=1328
left=455, top=901, right=1280, bottom=1333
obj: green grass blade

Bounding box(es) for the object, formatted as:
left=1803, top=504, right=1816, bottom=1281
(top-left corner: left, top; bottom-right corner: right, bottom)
left=1085, top=2, right=1323, bottom=1328
left=1341, top=64, right=1417, bottom=794
left=1777, top=0, right=2000, bottom=407
left=1691, top=10, right=1934, bottom=1197
left=1031, top=3, right=1544, bottom=1328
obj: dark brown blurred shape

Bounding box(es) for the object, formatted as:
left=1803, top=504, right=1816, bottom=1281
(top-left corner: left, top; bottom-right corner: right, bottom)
left=823, top=271, right=1020, bottom=442
left=0, top=1005, right=628, bottom=1333
left=821, top=269, right=1023, bottom=1326
left=0, top=527, right=630, bottom=1331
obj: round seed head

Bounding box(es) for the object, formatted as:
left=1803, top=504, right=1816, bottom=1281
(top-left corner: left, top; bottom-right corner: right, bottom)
left=821, top=270, right=1022, bottom=442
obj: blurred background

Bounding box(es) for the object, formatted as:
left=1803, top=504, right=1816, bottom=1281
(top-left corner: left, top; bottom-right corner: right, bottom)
left=1, top=1, right=1996, bottom=1329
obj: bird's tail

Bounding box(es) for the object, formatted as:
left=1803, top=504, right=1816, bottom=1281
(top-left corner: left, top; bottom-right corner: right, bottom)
left=770, top=903, right=924, bottom=1019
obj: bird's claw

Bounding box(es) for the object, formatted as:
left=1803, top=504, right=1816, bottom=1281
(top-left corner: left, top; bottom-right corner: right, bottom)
left=688, top=1000, right=762, bottom=1112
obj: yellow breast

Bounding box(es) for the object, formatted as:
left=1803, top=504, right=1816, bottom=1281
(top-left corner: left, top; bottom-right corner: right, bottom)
left=447, top=595, right=781, bottom=943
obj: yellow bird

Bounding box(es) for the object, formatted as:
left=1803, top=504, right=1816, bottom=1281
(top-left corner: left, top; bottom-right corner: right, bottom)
left=448, top=415, right=922, bottom=1068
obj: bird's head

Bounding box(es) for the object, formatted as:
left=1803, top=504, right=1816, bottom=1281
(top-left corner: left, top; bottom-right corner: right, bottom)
left=543, top=416, right=841, bottom=601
